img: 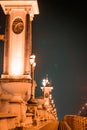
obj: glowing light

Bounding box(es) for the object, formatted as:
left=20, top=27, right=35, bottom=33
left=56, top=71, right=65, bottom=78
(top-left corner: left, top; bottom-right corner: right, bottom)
left=8, top=35, right=25, bottom=76
left=54, top=108, right=56, bottom=112
left=49, top=94, right=52, bottom=99
left=82, top=106, right=85, bottom=110
left=42, top=79, right=46, bottom=86
left=42, top=78, right=48, bottom=87
left=51, top=99, right=54, bottom=104
left=85, top=103, right=87, bottom=106
left=30, top=55, right=36, bottom=64
left=10, top=58, right=24, bottom=76
left=33, top=62, right=36, bottom=67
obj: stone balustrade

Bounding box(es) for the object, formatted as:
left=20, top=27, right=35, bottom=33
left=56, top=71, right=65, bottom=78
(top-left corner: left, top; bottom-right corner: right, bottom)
left=0, top=113, right=17, bottom=130
left=63, top=115, right=87, bottom=130
left=58, top=121, right=71, bottom=130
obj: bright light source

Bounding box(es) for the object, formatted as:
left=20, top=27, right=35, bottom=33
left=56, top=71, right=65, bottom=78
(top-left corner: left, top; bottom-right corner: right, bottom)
left=42, top=78, right=49, bottom=87
left=42, top=79, right=46, bottom=86
left=33, top=62, right=36, bottom=67
left=30, top=55, right=36, bottom=64
left=49, top=94, right=52, bottom=99
left=51, top=99, right=54, bottom=104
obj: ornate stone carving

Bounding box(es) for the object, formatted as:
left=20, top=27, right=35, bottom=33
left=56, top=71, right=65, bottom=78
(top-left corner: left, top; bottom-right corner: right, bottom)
left=12, top=18, right=24, bottom=34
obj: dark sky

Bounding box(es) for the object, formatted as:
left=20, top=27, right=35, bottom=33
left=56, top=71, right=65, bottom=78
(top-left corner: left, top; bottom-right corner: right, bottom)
left=0, top=1, right=87, bottom=120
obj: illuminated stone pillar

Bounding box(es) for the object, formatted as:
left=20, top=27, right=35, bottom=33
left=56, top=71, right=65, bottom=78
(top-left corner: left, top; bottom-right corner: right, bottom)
left=41, top=78, right=53, bottom=106
left=0, top=1, right=39, bottom=126
left=0, top=0, right=39, bottom=79
left=24, top=14, right=32, bottom=75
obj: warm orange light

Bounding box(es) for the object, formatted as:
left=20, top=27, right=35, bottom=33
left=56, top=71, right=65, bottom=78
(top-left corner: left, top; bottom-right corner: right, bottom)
left=8, top=35, right=25, bottom=76
left=33, top=62, right=36, bottom=67
left=45, top=100, right=49, bottom=105
left=10, top=58, right=24, bottom=76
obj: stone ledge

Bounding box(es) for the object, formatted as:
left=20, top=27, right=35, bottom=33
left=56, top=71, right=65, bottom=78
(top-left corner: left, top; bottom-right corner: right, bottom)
left=0, top=113, right=17, bottom=119
left=0, top=78, right=31, bottom=83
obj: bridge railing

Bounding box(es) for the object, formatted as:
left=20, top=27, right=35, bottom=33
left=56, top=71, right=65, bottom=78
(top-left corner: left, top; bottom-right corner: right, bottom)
left=58, top=121, right=71, bottom=130
left=63, top=115, right=87, bottom=130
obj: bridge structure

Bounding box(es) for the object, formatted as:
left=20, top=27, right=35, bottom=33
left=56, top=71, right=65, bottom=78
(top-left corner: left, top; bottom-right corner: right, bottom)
left=0, top=76, right=58, bottom=130
left=58, top=115, right=87, bottom=130
left=0, top=1, right=87, bottom=130
left=0, top=0, right=58, bottom=129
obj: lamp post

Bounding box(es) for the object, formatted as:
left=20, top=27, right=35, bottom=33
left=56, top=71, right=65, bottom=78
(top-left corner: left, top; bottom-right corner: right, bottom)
left=42, top=78, right=47, bottom=99
left=27, top=55, right=37, bottom=126
left=30, top=54, right=36, bottom=100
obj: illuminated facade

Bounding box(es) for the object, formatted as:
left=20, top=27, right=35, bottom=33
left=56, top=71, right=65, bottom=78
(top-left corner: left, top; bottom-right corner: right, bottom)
left=0, top=0, right=39, bottom=128
left=0, top=0, right=39, bottom=78
left=1, top=1, right=86, bottom=130
left=41, top=77, right=53, bottom=106
left=0, top=1, right=58, bottom=129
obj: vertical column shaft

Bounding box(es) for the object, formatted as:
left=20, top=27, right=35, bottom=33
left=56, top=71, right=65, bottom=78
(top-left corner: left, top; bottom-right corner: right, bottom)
left=24, top=14, right=32, bottom=75
left=31, top=65, right=34, bottom=99
left=3, top=14, right=10, bottom=74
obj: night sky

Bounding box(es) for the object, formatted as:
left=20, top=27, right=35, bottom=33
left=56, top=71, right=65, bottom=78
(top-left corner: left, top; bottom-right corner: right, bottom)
left=0, top=1, right=87, bottom=120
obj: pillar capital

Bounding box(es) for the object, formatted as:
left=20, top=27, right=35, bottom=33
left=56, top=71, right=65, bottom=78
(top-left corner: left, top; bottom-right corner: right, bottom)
left=0, top=0, right=39, bottom=15
left=25, top=7, right=34, bottom=21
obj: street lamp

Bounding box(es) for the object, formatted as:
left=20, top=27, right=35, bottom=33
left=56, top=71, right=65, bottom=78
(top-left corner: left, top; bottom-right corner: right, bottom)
left=42, top=78, right=48, bottom=87
left=27, top=55, right=37, bottom=126
left=30, top=54, right=36, bottom=100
